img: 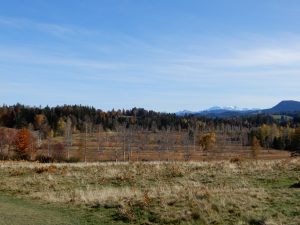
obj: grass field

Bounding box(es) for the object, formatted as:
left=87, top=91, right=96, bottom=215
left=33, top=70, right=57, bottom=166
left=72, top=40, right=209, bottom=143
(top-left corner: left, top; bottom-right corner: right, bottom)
left=0, top=195, right=121, bottom=225
left=0, top=159, right=300, bottom=225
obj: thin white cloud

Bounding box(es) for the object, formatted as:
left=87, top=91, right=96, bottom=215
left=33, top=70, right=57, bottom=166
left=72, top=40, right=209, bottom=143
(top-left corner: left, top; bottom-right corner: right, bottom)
left=220, top=47, right=300, bottom=67
left=36, top=23, right=74, bottom=37
left=1, top=19, right=300, bottom=111
left=175, top=46, right=300, bottom=68
left=0, top=17, right=28, bottom=28
left=0, top=46, right=131, bottom=70
left=0, top=16, right=84, bottom=38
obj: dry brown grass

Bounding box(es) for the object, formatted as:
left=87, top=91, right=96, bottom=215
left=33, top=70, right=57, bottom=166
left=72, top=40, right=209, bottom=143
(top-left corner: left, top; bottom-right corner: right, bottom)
left=0, top=159, right=300, bottom=224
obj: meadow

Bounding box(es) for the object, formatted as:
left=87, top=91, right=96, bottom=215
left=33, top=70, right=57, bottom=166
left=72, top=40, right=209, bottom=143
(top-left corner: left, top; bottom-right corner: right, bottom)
left=0, top=159, right=300, bottom=225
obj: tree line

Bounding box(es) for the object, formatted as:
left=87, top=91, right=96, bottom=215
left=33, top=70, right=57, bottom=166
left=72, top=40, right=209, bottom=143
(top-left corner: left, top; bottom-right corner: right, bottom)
left=0, top=104, right=300, bottom=161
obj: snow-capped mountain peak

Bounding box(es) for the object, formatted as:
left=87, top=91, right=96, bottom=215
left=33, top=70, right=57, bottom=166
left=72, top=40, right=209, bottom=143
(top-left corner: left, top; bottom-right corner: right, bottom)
left=206, top=106, right=251, bottom=111
left=175, top=106, right=260, bottom=116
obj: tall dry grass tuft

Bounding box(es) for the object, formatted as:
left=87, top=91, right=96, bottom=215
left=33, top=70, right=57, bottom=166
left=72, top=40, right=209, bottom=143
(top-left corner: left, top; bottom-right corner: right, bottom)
left=0, top=159, right=299, bottom=224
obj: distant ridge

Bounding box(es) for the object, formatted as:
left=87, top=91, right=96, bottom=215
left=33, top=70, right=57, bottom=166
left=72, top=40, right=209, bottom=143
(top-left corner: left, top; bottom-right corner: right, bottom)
left=176, top=106, right=259, bottom=117
left=264, top=100, right=300, bottom=113
left=176, top=100, right=300, bottom=117
left=176, top=110, right=194, bottom=116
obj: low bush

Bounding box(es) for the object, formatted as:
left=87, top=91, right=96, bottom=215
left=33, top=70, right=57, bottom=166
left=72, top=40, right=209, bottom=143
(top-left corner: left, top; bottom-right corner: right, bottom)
left=0, top=152, right=9, bottom=160
left=35, top=154, right=54, bottom=163
left=65, top=156, right=81, bottom=163
left=11, top=153, right=30, bottom=161
left=34, top=165, right=57, bottom=174
left=230, top=156, right=244, bottom=163
left=52, top=143, right=67, bottom=162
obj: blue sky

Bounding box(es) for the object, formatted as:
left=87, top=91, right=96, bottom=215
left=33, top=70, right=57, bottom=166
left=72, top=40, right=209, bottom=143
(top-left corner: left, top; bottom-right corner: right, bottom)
left=1, top=0, right=300, bottom=112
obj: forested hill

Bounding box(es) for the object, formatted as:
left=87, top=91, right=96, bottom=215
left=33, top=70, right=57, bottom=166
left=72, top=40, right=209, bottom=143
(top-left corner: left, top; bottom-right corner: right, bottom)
left=1, top=103, right=300, bottom=133
left=0, top=104, right=184, bottom=132
left=1, top=104, right=300, bottom=153
left=264, top=100, right=300, bottom=113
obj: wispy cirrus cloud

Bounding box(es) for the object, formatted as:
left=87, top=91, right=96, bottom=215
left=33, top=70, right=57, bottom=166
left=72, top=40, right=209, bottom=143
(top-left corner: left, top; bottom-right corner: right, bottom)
left=0, top=16, right=83, bottom=38
left=173, top=45, right=300, bottom=69
left=1, top=16, right=300, bottom=111
left=0, top=17, right=28, bottom=28
left=215, top=47, right=300, bottom=67
left=0, top=46, right=132, bottom=70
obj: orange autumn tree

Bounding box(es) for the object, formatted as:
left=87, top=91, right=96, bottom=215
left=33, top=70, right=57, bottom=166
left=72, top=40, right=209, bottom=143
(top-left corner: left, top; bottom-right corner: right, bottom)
left=15, top=128, right=31, bottom=159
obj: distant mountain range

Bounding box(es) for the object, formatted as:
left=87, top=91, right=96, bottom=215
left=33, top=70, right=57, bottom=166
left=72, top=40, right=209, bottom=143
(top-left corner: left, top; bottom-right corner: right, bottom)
left=176, top=100, right=300, bottom=117
left=264, top=100, right=300, bottom=113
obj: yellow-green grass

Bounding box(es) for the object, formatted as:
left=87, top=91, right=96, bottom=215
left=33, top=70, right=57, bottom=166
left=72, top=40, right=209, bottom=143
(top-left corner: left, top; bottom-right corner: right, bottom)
left=0, top=194, right=126, bottom=225
left=0, top=159, right=299, bottom=225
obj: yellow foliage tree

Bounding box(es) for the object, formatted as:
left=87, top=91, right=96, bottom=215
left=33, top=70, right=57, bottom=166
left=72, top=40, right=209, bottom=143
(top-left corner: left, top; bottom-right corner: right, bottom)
left=57, top=117, right=66, bottom=136
left=34, top=114, right=47, bottom=130
left=198, top=133, right=216, bottom=151
left=251, top=136, right=261, bottom=159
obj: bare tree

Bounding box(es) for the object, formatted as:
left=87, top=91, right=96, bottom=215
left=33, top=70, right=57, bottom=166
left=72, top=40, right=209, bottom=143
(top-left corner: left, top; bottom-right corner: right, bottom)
left=136, top=126, right=146, bottom=161
left=156, top=133, right=162, bottom=161
left=168, top=129, right=176, bottom=161
left=165, top=126, right=171, bottom=161
left=142, top=129, right=149, bottom=161
left=45, top=129, right=54, bottom=157
left=6, top=129, right=16, bottom=158
left=65, top=117, right=72, bottom=159
left=116, top=123, right=127, bottom=161
left=97, top=124, right=103, bottom=157
left=128, top=126, right=133, bottom=161
left=0, top=128, right=5, bottom=159
left=84, top=122, right=88, bottom=162
left=183, top=131, right=190, bottom=161
left=122, top=124, right=127, bottom=161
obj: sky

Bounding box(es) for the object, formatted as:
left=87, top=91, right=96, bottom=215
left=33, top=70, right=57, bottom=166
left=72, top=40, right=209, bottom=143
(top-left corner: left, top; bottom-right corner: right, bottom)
left=1, top=0, right=300, bottom=112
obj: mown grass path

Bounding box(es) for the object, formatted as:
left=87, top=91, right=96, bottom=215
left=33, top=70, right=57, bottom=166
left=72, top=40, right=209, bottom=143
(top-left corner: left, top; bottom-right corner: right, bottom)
left=0, top=194, right=125, bottom=225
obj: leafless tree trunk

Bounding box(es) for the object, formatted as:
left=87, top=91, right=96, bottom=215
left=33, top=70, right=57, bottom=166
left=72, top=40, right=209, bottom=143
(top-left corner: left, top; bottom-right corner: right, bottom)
left=164, top=127, right=169, bottom=161
left=157, top=135, right=161, bottom=161
left=97, top=124, right=103, bottom=159
left=117, top=123, right=127, bottom=162
left=0, top=129, right=4, bottom=159
left=193, top=125, right=199, bottom=152
left=97, top=124, right=101, bottom=151
left=136, top=127, right=144, bottom=162
left=115, top=148, right=118, bottom=162
left=47, top=137, right=51, bottom=157
left=184, top=132, right=190, bottom=161
left=0, top=140, right=3, bottom=159
left=84, top=122, right=88, bottom=162
left=142, top=129, right=148, bottom=161
left=128, top=127, right=133, bottom=161
left=123, top=126, right=126, bottom=161
left=65, top=117, right=72, bottom=160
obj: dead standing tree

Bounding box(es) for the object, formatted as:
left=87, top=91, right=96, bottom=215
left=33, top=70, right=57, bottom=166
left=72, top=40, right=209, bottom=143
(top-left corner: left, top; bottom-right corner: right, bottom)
left=157, top=137, right=162, bottom=161
left=47, top=130, right=54, bottom=157
left=188, top=118, right=200, bottom=153
left=6, top=129, right=17, bottom=158
left=0, top=128, right=5, bottom=159
left=97, top=124, right=104, bottom=157
left=116, top=123, right=127, bottom=162
left=136, top=126, right=144, bottom=161
left=65, top=117, right=72, bottom=160
left=183, top=131, right=190, bottom=161
left=125, top=125, right=134, bottom=161
left=168, top=129, right=176, bottom=161
left=83, top=120, right=92, bottom=162
left=165, top=126, right=171, bottom=161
